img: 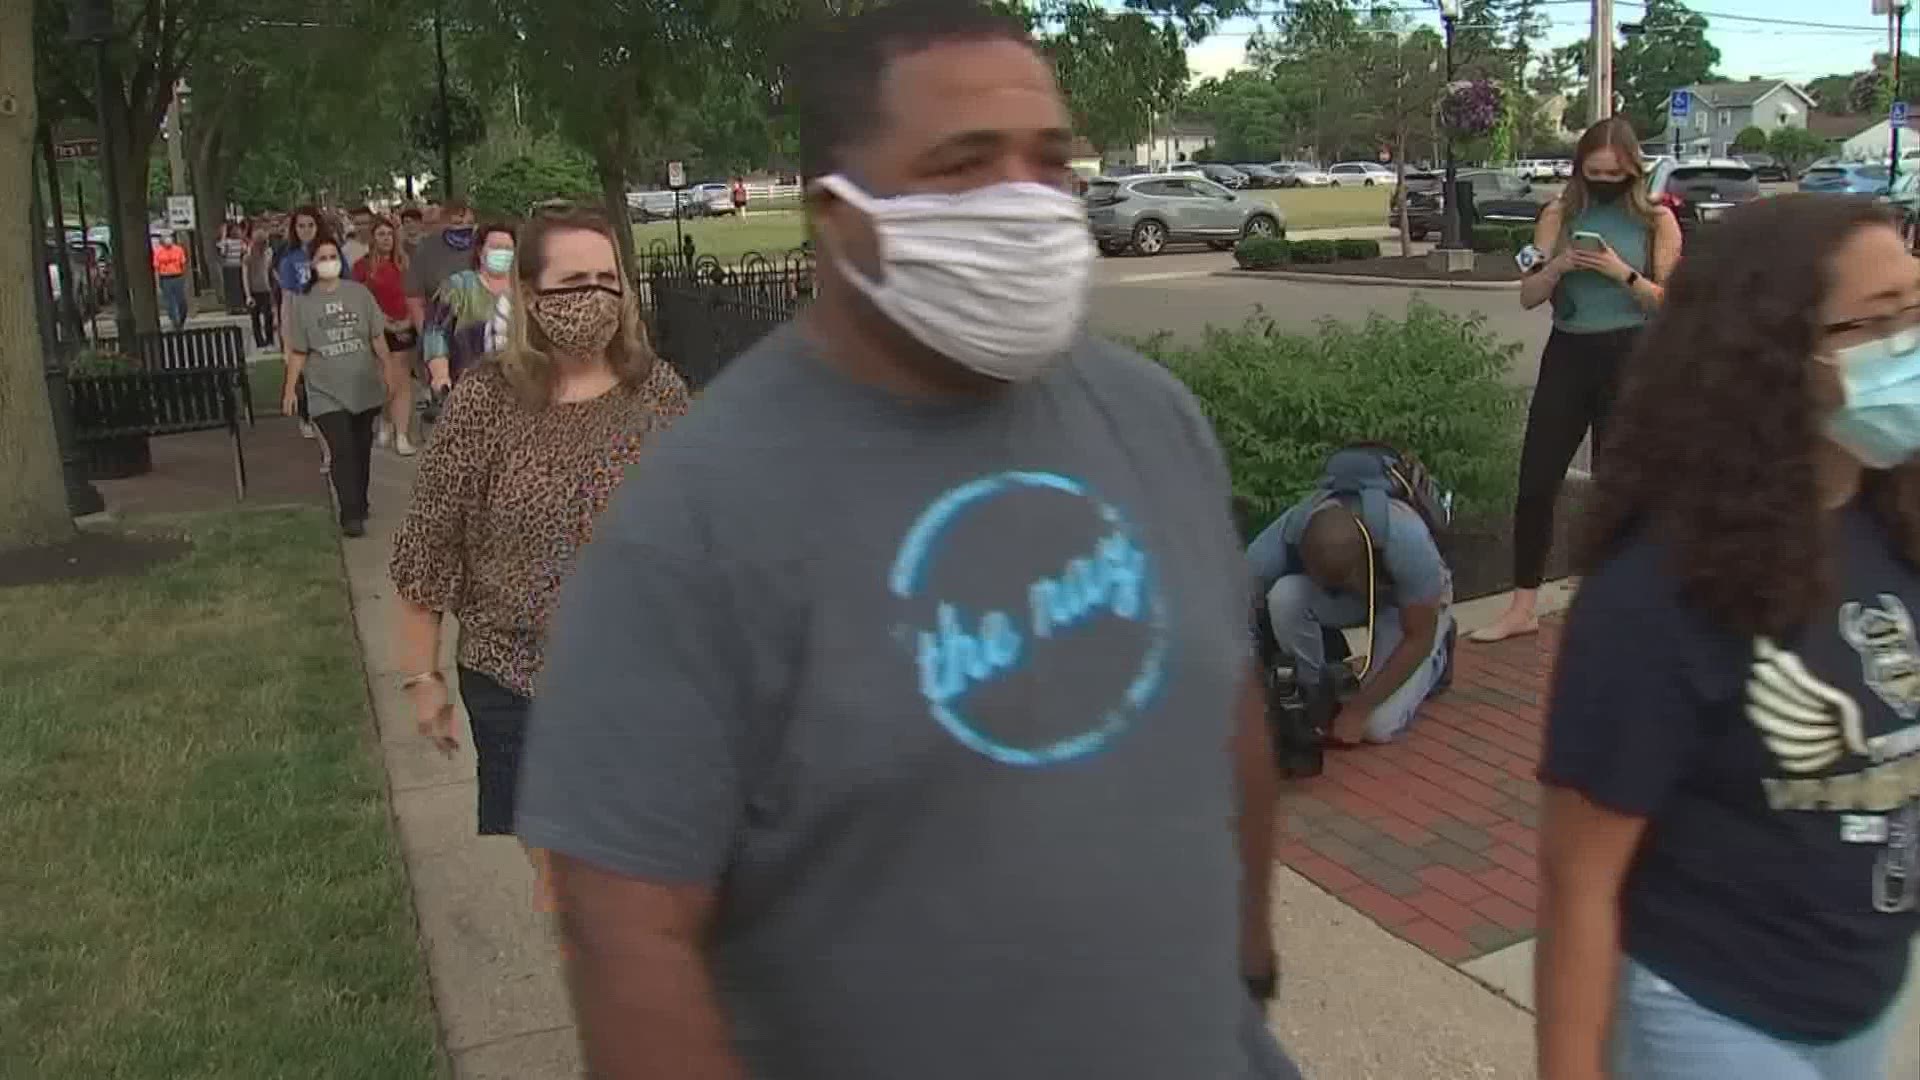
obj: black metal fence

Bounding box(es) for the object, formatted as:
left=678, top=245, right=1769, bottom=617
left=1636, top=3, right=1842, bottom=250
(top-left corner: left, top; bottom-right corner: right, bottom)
left=637, top=241, right=815, bottom=389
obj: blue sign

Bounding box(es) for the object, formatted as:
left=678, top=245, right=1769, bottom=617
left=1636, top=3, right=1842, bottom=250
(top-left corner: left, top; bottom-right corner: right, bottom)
left=1670, top=90, right=1690, bottom=119
left=1895, top=101, right=1910, bottom=125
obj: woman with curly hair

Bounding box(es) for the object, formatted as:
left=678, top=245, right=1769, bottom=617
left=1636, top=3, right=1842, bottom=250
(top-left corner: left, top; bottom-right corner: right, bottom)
left=1536, top=194, right=1920, bottom=1079
left=1473, top=116, right=1682, bottom=643
left=388, top=208, right=689, bottom=910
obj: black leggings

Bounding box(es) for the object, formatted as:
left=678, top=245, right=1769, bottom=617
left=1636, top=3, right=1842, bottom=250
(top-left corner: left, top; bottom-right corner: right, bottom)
left=1511, top=326, right=1638, bottom=588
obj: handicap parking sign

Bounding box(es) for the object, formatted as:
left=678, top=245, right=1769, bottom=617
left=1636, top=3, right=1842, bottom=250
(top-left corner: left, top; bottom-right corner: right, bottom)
left=1895, top=101, right=1910, bottom=125
left=1670, top=90, right=1689, bottom=119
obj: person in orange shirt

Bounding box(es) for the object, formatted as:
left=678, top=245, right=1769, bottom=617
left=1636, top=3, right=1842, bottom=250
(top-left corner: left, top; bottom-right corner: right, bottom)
left=152, top=231, right=190, bottom=331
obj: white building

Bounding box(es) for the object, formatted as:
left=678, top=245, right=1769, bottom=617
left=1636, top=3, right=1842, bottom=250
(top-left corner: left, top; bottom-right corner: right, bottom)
left=1102, top=121, right=1217, bottom=173
left=1840, top=119, right=1920, bottom=162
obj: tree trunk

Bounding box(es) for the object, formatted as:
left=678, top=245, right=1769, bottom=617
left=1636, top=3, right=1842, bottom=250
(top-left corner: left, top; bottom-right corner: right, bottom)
left=594, top=139, right=635, bottom=276
left=104, top=89, right=161, bottom=335
left=0, top=1, right=77, bottom=550
left=191, top=127, right=230, bottom=279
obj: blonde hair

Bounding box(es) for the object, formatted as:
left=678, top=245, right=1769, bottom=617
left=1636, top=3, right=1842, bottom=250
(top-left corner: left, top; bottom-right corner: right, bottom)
left=496, top=209, right=657, bottom=409
left=1556, top=116, right=1660, bottom=246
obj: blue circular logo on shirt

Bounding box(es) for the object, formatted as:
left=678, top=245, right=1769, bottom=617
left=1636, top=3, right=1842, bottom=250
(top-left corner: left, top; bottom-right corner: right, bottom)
left=888, top=470, right=1169, bottom=767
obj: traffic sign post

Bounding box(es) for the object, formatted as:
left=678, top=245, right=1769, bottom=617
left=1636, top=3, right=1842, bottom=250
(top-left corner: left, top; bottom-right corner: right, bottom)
left=166, top=195, right=195, bottom=232
left=665, top=161, right=689, bottom=268
left=1669, top=90, right=1689, bottom=159
left=53, top=138, right=99, bottom=162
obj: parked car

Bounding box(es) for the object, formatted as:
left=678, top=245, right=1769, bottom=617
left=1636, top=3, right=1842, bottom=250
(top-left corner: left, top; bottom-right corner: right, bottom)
left=1234, top=163, right=1283, bottom=188
left=1388, top=168, right=1541, bottom=240
left=1552, top=159, right=1574, bottom=179
left=1737, top=154, right=1790, bottom=183
left=1800, top=156, right=1842, bottom=178
left=1084, top=173, right=1285, bottom=257
left=1172, top=163, right=1249, bottom=189
left=1647, top=158, right=1763, bottom=233
left=627, top=189, right=687, bottom=222
left=1269, top=162, right=1332, bottom=188
left=1328, top=162, right=1397, bottom=187
left=689, top=181, right=737, bottom=216
left=1798, top=161, right=1891, bottom=196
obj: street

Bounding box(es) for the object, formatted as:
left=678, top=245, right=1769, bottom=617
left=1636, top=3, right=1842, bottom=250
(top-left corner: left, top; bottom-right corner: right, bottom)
left=1088, top=248, right=1552, bottom=388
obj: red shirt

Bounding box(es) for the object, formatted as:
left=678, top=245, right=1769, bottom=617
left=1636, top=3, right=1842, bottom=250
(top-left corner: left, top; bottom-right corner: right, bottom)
left=355, top=257, right=410, bottom=321
left=152, top=243, right=187, bottom=277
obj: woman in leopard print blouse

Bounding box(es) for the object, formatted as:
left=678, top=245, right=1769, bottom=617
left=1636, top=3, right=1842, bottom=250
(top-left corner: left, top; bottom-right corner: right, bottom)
left=389, top=208, right=689, bottom=908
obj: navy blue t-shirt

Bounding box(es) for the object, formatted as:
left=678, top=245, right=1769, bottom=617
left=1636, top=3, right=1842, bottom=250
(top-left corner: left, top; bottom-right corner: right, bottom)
left=1543, top=506, right=1920, bottom=1042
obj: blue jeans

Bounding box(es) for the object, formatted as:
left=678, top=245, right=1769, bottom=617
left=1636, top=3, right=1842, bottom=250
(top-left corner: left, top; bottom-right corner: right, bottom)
left=158, top=275, right=189, bottom=330
left=1611, top=957, right=1898, bottom=1079
left=1264, top=574, right=1451, bottom=742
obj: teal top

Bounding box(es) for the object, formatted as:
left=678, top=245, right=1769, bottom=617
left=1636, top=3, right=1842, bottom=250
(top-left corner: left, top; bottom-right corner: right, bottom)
left=1552, top=200, right=1652, bottom=334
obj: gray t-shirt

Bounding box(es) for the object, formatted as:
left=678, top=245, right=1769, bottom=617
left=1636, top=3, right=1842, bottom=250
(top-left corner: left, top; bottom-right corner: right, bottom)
left=403, top=227, right=475, bottom=303
left=520, top=327, right=1294, bottom=1080
left=286, top=281, right=387, bottom=417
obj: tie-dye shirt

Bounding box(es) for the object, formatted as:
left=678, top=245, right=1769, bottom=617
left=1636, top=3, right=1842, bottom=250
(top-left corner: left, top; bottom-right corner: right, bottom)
left=423, top=270, right=513, bottom=381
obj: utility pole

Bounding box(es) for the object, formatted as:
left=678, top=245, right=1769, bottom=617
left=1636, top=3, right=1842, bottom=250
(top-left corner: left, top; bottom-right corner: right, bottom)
left=1437, top=0, right=1463, bottom=251
left=1591, top=0, right=1614, bottom=120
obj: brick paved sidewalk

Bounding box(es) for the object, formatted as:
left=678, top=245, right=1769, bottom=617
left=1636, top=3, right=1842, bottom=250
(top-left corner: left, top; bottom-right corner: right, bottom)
left=1277, top=622, right=1561, bottom=965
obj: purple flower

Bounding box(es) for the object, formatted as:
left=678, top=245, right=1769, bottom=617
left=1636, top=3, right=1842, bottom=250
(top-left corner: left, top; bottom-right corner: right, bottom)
left=1440, top=79, right=1503, bottom=137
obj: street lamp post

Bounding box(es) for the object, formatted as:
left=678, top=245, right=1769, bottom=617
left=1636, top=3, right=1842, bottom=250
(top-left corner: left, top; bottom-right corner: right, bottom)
left=434, top=0, right=454, bottom=199
left=1437, top=0, right=1463, bottom=251
left=70, top=0, right=135, bottom=342
left=28, top=138, right=107, bottom=517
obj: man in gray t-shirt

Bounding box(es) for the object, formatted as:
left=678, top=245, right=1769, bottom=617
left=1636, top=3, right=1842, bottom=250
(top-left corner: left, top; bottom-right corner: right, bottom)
left=517, top=7, right=1298, bottom=1080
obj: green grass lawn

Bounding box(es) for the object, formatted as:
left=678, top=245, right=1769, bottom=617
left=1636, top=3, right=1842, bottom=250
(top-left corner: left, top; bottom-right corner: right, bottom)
left=632, top=209, right=809, bottom=265
left=0, top=509, right=439, bottom=1079
left=1250, top=185, right=1394, bottom=231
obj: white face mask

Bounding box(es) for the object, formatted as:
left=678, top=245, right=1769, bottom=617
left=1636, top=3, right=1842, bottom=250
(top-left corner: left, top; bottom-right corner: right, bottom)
left=313, top=258, right=343, bottom=281
left=816, top=174, right=1094, bottom=382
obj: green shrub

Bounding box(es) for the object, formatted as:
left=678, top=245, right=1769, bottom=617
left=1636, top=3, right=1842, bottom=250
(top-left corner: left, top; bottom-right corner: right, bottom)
left=467, top=142, right=599, bottom=218
left=65, top=349, right=139, bottom=377
left=1334, top=238, right=1382, bottom=261
left=1137, top=302, right=1524, bottom=531
left=1289, top=239, right=1338, bottom=264
left=1234, top=236, right=1291, bottom=269
left=1469, top=225, right=1510, bottom=253
left=1507, top=225, right=1536, bottom=253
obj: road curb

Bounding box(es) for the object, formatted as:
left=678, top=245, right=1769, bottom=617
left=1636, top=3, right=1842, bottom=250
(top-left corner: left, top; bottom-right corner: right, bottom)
left=1215, top=269, right=1522, bottom=291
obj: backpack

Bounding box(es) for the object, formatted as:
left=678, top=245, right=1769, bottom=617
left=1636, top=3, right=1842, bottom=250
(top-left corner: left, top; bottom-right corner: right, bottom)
left=1282, top=443, right=1453, bottom=550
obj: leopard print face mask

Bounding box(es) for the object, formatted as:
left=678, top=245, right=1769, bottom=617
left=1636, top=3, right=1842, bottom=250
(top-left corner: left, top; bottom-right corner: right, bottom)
left=529, top=286, right=623, bottom=354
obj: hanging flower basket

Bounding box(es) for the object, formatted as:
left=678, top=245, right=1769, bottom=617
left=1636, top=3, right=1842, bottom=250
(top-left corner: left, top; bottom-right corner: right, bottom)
left=1439, top=79, right=1504, bottom=139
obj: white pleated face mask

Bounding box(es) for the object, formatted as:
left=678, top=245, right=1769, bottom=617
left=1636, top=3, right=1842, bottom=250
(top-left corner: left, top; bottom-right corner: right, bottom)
left=815, top=174, right=1095, bottom=382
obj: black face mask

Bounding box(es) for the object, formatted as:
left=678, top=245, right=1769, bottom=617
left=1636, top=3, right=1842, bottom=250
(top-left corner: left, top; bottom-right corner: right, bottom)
left=1585, top=178, right=1632, bottom=203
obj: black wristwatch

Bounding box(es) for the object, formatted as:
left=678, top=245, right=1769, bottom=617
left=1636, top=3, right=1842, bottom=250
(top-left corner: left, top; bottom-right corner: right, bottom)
left=1624, top=270, right=1642, bottom=289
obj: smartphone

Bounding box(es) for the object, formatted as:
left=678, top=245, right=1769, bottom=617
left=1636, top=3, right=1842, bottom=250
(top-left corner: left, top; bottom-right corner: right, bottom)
left=1571, top=230, right=1608, bottom=252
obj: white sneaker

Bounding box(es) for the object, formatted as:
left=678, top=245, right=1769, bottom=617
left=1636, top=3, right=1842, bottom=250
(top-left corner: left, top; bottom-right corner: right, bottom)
left=375, top=422, right=393, bottom=450
left=299, top=421, right=316, bottom=439
left=395, top=433, right=416, bottom=457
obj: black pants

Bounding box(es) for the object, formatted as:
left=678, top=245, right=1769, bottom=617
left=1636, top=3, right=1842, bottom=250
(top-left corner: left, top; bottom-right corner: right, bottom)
left=312, top=407, right=379, bottom=525
left=221, top=265, right=247, bottom=314
left=457, top=667, right=531, bottom=835
left=1511, top=326, right=1637, bottom=588
left=249, top=290, right=275, bottom=346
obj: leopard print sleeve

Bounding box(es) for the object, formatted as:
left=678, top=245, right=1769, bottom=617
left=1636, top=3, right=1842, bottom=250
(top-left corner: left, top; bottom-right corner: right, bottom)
left=389, top=370, right=506, bottom=613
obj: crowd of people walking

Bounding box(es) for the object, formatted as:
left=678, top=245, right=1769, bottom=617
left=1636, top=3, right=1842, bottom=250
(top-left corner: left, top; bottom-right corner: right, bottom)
left=164, top=3, right=1918, bottom=1076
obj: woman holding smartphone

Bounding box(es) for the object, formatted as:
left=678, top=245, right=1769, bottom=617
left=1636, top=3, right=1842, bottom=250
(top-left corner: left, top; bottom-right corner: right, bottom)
left=1472, top=116, right=1683, bottom=643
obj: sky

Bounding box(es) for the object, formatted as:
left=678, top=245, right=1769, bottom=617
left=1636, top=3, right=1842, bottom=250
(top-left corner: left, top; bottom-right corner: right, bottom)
left=1181, top=1, right=1905, bottom=86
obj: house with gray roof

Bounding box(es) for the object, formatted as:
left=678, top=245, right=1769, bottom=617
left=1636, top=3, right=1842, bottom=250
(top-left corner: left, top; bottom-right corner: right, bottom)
left=1648, top=79, right=1818, bottom=157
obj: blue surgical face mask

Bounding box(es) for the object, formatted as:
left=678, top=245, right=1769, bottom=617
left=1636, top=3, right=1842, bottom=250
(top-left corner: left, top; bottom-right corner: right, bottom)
left=483, top=248, right=514, bottom=275
left=1826, top=327, right=1920, bottom=469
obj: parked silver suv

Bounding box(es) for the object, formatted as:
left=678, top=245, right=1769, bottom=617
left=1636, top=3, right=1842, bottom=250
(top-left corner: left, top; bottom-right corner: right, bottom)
left=1084, top=174, right=1285, bottom=256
